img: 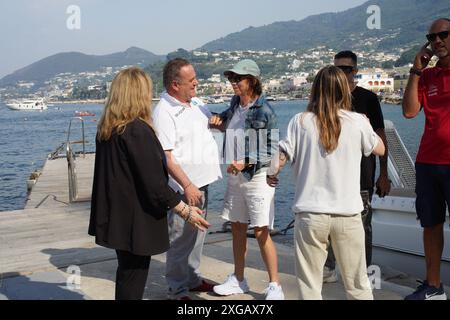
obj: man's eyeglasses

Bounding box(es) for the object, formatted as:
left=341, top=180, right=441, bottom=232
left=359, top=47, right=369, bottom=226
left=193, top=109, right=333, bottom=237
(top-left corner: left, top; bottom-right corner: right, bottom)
left=336, top=65, right=355, bottom=74
left=227, top=74, right=247, bottom=83
left=175, top=78, right=197, bottom=86
left=426, top=31, right=449, bottom=42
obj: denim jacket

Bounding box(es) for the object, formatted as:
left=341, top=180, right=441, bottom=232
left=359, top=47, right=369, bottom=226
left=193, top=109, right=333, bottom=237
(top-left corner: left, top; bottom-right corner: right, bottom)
left=220, top=95, right=278, bottom=180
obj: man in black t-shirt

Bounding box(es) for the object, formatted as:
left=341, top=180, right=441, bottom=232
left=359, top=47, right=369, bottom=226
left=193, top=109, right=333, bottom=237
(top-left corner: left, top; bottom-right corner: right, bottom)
left=323, top=51, right=391, bottom=283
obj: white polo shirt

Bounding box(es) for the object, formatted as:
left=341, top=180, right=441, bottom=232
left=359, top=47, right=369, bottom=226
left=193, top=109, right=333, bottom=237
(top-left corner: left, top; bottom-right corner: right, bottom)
left=153, top=92, right=222, bottom=193
left=279, top=111, right=379, bottom=215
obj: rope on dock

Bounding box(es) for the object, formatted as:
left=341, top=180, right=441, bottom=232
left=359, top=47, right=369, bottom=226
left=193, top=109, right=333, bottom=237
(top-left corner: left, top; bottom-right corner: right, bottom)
left=48, top=142, right=66, bottom=160
left=35, top=194, right=69, bottom=209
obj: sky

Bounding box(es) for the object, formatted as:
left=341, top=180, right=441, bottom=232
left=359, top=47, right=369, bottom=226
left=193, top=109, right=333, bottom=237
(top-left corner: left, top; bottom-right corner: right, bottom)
left=0, top=0, right=368, bottom=78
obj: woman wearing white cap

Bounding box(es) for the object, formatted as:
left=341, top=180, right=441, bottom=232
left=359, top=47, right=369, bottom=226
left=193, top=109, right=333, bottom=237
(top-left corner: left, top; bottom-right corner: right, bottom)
left=209, top=59, right=284, bottom=300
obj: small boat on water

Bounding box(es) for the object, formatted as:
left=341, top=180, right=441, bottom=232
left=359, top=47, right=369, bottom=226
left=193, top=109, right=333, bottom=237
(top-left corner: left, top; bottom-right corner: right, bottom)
left=6, top=98, right=47, bottom=111
left=75, top=111, right=96, bottom=117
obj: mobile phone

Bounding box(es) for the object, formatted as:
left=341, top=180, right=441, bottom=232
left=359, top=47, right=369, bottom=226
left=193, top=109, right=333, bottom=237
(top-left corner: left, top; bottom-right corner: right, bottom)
left=420, top=43, right=433, bottom=66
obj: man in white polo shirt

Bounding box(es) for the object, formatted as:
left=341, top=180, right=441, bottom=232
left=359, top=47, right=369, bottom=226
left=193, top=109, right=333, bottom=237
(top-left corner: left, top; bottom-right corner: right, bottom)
left=153, top=58, right=222, bottom=300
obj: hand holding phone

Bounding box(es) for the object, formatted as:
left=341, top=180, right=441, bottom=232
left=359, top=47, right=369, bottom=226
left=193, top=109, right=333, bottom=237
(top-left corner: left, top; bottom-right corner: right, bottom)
left=414, top=42, right=433, bottom=70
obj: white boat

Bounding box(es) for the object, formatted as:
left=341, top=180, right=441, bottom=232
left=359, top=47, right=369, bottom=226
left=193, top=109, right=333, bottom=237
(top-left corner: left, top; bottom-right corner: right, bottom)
left=6, top=98, right=48, bottom=111
left=372, top=120, right=450, bottom=284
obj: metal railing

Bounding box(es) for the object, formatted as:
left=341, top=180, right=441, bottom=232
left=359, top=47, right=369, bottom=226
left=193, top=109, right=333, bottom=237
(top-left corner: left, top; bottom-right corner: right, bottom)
left=66, top=117, right=87, bottom=203
left=67, top=117, right=86, bottom=158
left=384, top=120, right=416, bottom=191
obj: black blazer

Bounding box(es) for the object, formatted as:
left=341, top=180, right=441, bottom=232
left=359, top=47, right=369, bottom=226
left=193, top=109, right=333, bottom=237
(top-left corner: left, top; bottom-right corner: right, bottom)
left=89, top=119, right=181, bottom=256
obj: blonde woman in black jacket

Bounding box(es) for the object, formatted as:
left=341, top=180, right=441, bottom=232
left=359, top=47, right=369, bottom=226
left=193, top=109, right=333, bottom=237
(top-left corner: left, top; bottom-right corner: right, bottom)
left=89, top=67, right=209, bottom=300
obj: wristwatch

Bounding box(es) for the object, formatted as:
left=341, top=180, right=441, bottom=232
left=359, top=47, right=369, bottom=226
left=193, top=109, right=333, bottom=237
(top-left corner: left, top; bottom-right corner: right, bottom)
left=410, top=68, right=423, bottom=77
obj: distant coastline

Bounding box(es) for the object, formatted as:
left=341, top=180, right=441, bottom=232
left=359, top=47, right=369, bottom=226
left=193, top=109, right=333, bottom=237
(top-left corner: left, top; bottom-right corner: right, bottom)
left=50, top=98, right=161, bottom=105
left=47, top=97, right=402, bottom=107
left=50, top=99, right=105, bottom=105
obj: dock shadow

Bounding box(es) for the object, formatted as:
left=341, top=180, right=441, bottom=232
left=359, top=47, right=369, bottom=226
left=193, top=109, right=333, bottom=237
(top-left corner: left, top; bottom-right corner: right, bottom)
left=0, top=272, right=86, bottom=300
left=40, top=244, right=278, bottom=300
left=40, top=247, right=220, bottom=300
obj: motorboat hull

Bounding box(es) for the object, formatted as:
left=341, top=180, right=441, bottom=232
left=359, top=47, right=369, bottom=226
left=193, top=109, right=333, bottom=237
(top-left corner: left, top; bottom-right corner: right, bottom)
left=372, top=194, right=450, bottom=284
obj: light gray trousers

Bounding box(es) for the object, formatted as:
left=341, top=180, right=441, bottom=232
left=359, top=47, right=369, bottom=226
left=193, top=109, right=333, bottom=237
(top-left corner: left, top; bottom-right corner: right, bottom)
left=294, top=212, right=373, bottom=300
left=166, top=186, right=208, bottom=299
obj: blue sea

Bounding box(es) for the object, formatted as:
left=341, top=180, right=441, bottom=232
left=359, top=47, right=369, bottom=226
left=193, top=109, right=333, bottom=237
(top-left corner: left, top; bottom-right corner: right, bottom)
left=0, top=101, right=425, bottom=231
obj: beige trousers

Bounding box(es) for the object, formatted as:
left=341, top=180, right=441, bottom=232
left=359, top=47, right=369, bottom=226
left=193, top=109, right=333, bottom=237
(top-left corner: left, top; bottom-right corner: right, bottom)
left=294, top=212, right=374, bottom=300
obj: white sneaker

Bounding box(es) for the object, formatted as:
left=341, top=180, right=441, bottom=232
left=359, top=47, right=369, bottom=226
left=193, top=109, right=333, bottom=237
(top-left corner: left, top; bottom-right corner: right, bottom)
left=323, top=266, right=338, bottom=283
left=265, top=282, right=285, bottom=300
left=213, top=274, right=249, bottom=296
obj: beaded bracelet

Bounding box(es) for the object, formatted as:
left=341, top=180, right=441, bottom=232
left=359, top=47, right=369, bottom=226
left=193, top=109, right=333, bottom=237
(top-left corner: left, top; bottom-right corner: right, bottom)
left=183, top=210, right=190, bottom=222
left=180, top=203, right=189, bottom=219
left=186, top=206, right=193, bottom=223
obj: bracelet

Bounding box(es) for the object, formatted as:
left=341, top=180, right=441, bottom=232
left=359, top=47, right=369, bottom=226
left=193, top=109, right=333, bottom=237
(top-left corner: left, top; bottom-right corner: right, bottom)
left=409, top=68, right=423, bottom=77
left=180, top=203, right=188, bottom=218
left=188, top=206, right=193, bottom=223
left=184, top=182, right=192, bottom=190
left=185, top=206, right=193, bottom=223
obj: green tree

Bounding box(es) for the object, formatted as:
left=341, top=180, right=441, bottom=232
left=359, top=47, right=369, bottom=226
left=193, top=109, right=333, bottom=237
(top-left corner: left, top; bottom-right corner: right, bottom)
left=381, top=60, right=395, bottom=69
left=167, top=48, right=192, bottom=61
left=395, top=45, right=421, bottom=67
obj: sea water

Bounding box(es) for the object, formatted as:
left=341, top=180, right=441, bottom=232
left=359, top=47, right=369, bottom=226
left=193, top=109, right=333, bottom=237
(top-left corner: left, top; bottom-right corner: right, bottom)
left=0, top=101, right=425, bottom=231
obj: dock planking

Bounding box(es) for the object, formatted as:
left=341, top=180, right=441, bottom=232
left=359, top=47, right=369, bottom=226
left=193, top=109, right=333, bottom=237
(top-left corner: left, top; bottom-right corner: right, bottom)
left=25, top=154, right=96, bottom=209
left=0, top=151, right=413, bottom=300
left=0, top=154, right=229, bottom=280
left=1, top=154, right=101, bottom=278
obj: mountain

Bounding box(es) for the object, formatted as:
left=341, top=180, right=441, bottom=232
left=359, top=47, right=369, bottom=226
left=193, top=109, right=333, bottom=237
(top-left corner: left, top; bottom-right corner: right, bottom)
left=395, top=45, right=422, bottom=67
left=0, top=47, right=165, bottom=86
left=200, top=0, right=450, bottom=52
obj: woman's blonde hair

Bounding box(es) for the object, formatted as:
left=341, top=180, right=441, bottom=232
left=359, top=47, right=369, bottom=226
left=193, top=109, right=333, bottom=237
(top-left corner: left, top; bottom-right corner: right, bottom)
left=97, top=67, right=153, bottom=141
left=307, top=66, right=352, bottom=153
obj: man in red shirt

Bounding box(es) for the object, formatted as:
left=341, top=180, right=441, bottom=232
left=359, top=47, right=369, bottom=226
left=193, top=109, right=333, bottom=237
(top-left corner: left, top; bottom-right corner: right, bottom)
left=403, top=18, right=450, bottom=300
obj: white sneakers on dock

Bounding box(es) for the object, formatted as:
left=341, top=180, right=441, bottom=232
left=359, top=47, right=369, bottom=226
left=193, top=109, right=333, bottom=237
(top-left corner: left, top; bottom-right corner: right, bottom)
left=264, top=282, right=285, bottom=300
left=322, top=266, right=338, bottom=283
left=213, top=274, right=249, bottom=296
left=213, top=274, right=285, bottom=300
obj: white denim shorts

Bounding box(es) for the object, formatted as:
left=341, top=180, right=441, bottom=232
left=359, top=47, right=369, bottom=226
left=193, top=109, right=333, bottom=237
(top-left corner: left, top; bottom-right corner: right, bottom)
left=222, top=170, right=275, bottom=229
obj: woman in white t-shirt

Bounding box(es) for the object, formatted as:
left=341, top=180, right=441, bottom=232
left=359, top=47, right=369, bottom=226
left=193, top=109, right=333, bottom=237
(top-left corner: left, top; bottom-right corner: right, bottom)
left=267, top=66, right=385, bottom=300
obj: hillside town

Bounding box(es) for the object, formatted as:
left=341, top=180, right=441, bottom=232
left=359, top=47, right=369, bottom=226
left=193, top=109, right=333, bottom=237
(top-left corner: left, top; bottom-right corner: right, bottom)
left=0, top=46, right=420, bottom=105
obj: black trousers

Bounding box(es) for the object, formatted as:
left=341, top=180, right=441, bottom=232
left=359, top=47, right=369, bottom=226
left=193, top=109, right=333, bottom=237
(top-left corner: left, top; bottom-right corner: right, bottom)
left=325, top=190, right=373, bottom=269
left=115, top=250, right=151, bottom=300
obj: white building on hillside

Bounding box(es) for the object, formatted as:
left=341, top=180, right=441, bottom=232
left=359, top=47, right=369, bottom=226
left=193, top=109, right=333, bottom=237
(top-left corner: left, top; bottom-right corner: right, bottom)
left=208, top=74, right=222, bottom=83
left=264, top=79, right=284, bottom=92
left=356, top=69, right=394, bottom=93
left=292, top=74, right=308, bottom=87
left=17, top=82, right=35, bottom=89
left=290, top=59, right=302, bottom=70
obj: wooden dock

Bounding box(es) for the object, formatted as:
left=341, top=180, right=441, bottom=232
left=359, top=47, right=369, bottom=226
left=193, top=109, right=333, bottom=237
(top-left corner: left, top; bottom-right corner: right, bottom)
left=25, top=154, right=95, bottom=209
left=0, top=153, right=419, bottom=300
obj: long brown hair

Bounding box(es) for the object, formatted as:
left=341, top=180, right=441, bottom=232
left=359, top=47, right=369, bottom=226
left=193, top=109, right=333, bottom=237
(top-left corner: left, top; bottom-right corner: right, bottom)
left=97, top=67, right=153, bottom=141
left=247, top=76, right=263, bottom=96
left=307, top=66, right=352, bottom=153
